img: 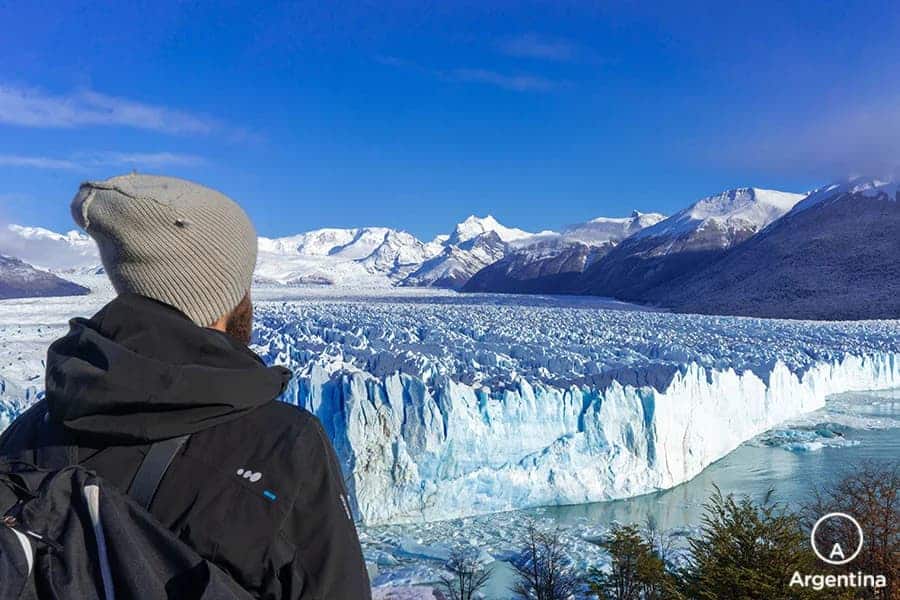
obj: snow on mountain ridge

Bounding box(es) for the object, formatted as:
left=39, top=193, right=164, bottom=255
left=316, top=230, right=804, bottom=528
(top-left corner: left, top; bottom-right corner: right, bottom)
left=256, top=227, right=443, bottom=286
left=560, top=210, right=666, bottom=245
left=258, top=228, right=361, bottom=256
left=0, top=225, right=100, bottom=272
left=635, top=187, right=805, bottom=243
left=0, top=254, right=90, bottom=299
left=792, top=176, right=899, bottom=214
left=447, top=215, right=536, bottom=245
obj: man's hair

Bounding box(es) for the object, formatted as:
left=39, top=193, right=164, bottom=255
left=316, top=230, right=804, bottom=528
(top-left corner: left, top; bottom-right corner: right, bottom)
left=225, top=293, right=253, bottom=346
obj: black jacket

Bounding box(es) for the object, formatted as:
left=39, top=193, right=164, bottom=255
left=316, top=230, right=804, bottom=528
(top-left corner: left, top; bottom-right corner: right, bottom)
left=0, top=294, right=372, bottom=600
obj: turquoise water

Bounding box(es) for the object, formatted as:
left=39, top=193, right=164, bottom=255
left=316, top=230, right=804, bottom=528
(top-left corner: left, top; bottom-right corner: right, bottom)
left=536, top=388, right=900, bottom=531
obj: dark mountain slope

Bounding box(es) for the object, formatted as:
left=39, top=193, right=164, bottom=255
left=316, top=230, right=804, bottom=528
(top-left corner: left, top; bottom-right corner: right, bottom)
left=578, top=188, right=804, bottom=300
left=463, top=211, right=664, bottom=294
left=0, top=255, right=90, bottom=299
left=650, top=180, right=900, bottom=320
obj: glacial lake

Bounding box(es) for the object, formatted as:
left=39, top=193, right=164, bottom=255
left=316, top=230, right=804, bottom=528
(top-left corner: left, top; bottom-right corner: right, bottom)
left=363, top=388, right=900, bottom=594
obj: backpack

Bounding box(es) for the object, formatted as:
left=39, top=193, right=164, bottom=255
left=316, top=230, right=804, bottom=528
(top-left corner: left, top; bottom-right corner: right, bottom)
left=0, top=417, right=254, bottom=599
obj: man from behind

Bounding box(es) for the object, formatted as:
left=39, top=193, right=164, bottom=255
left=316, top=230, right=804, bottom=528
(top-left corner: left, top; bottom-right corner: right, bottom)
left=0, top=174, right=372, bottom=599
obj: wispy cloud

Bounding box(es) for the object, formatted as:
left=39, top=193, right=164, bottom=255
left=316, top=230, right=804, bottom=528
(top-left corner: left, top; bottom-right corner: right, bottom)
left=449, top=68, right=560, bottom=92
left=0, top=155, right=80, bottom=169
left=0, top=84, right=221, bottom=135
left=497, top=34, right=582, bottom=62
left=88, top=151, right=207, bottom=168
left=712, top=97, right=900, bottom=177
left=378, top=56, right=563, bottom=93
left=0, top=152, right=207, bottom=170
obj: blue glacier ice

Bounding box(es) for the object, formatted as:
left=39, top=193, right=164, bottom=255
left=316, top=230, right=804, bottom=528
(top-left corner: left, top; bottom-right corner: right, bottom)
left=2, top=289, right=899, bottom=526
left=250, top=294, right=900, bottom=525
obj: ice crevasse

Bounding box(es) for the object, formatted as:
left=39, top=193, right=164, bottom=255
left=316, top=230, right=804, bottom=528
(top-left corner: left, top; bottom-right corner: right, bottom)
left=252, top=301, right=900, bottom=526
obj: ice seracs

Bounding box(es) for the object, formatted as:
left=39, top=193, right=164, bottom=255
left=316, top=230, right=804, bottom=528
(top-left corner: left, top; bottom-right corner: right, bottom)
left=2, top=283, right=898, bottom=526
left=250, top=292, right=900, bottom=525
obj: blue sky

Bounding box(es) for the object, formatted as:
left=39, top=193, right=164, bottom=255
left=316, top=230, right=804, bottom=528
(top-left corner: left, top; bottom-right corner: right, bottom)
left=1, top=1, right=898, bottom=240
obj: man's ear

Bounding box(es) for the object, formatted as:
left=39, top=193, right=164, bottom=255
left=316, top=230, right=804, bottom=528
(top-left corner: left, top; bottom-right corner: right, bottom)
left=208, top=311, right=230, bottom=334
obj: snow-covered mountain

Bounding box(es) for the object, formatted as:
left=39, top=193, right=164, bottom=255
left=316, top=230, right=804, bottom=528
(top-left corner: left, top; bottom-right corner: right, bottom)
left=631, top=187, right=804, bottom=248
left=561, top=210, right=666, bottom=245
left=255, top=215, right=534, bottom=289
left=578, top=187, right=805, bottom=300
left=446, top=215, right=535, bottom=245
left=652, top=178, right=900, bottom=319
left=464, top=211, right=665, bottom=293
left=0, top=254, right=90, bottom=299
left=402, top=230, right=509, bottom=288
left=256, top=227, right=443, bottom=287
left=398, top=215, right=544, bottom=288
left=0, top=225, right=101, bottom=273
left=1, top=215, right=534, bottom=290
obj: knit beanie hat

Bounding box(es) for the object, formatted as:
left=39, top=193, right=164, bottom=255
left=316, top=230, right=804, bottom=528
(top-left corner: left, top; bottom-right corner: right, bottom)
left=71, top=174, right=257, bottom=327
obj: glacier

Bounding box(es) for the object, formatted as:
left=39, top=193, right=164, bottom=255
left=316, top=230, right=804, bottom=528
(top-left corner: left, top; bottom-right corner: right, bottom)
left=250, top=291, right=900, bottom=525
left=2, top=283, right=898, bottom=527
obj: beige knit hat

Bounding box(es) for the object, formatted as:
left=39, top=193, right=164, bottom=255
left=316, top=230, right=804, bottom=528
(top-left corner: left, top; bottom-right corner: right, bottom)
left=72, top=173, right=257, bottom=326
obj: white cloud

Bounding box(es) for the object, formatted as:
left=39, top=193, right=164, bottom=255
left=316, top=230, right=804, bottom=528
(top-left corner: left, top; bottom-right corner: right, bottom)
left=0, top=155, right=79, bottom=169
left=85, top=151, right=207, bottom=168
left=497, top=34, right=581, bottom=62
left=0, top=152, right=207, bottom=170
left=0, top=84, right=220, bottom=135
left=449, top=68, right=560, bottom=92
left=377, top=55, right=562, bottom=93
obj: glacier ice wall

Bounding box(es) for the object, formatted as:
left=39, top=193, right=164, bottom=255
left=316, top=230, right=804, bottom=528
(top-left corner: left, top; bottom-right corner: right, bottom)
left=252, top=297, right=900, bottom=525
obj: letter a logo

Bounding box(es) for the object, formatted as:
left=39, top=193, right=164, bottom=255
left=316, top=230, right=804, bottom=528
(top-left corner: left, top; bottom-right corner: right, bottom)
left=810, top=513, right=864, bottom=566
left=829, top=543, right=845, bottom=561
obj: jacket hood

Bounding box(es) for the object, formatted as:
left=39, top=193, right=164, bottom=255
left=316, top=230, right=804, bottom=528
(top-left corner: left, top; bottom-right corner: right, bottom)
left=46, top=293, right=292, bottom=443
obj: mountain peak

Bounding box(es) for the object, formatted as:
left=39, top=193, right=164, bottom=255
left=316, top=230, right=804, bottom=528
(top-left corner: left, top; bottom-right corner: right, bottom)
left=448, top=214, right=532, bottom=245
left=633, top=187, right=805, bottom=245
left=688, top=187, right=802, bottom=219
left=793, top=176, right=899, bottom=214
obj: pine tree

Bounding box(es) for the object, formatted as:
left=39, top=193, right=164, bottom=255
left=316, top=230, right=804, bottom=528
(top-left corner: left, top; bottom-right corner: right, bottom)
left=587, top=523, right=682, bottom=600
left=681, top=487, right=821, bottom=600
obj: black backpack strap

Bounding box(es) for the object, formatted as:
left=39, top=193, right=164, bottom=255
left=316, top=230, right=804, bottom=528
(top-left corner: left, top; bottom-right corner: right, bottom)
left=35, top=406, right=78, bottom=470
left=128, top=435, right=190, bottom=511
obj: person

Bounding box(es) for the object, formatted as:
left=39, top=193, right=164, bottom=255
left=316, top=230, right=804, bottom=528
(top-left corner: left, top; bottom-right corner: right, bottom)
left=0, top=174, right=372, bottom=599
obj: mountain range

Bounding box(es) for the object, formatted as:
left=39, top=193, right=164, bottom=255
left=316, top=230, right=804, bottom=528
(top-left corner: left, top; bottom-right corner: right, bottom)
left=1, top=177, right=896, bottom=320
left=0, top=214, right=597, bottom=292
left=464, top=211, right=665, bottom=293
left=573, top=187, right=806, bottom=300
left=0, top=254, right=89, bottom=299
left=647, top=179, right=900, bottom=319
